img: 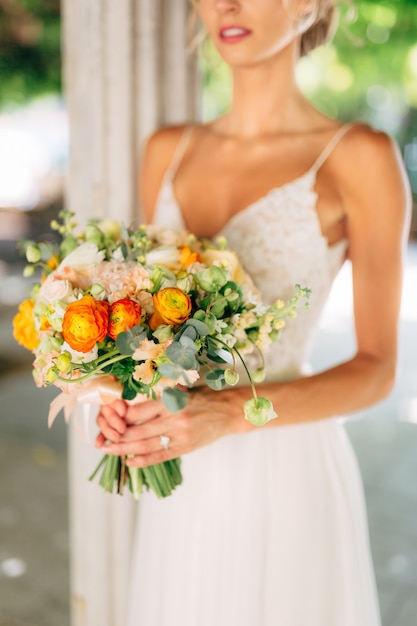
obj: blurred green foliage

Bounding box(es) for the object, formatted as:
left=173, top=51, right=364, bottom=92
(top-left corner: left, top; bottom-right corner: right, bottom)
left=0, top=0, right=61, bottom=108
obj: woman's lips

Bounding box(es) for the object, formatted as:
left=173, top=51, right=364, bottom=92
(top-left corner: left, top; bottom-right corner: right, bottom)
left=219, top=26, right=252, bottom=44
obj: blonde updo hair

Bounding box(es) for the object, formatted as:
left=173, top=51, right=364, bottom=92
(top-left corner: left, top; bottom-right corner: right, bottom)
left=296, top=0, right=339, bottom=57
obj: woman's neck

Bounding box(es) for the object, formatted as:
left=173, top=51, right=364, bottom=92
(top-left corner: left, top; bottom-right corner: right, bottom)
left=213, top=44, right=317, bottom=139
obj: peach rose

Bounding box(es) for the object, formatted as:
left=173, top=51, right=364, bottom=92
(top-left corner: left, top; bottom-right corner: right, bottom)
left=62, top=295, right=109, bottom=352
left=108, top=299, right=142, bottom=340
left=13, top=299, right=39, bottom=350
left=150, top=287, right=192, bottom=330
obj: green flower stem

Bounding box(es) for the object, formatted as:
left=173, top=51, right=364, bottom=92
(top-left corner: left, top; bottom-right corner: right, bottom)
left=88, top=454, right=108, bottom=481
left=96, top=349, right=119, bottom=364
left=55, top=354, right=127, bottom=384
left=118, top=455, right=127, bottom=494
left=94, top=354, right=129, bottom=370
left=210, top=335, right=258, bottom=403
left=128, top=466, right=143, bottom=500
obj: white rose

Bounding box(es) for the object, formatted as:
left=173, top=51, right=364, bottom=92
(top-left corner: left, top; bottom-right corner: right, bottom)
left=39, top=276, right=74, bottom=304
left=146, top=246, right=181, bottom=270
left=147, top=225, right=186, bottom=247
left=58, top=242, right=105, bottom=270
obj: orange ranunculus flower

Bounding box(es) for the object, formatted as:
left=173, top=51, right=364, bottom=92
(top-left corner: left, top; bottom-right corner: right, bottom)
left=151, top=287, right=192, bottom=329
left=108, top=298, right=142, bottom=340
left=13, top=299, right=39, bottom=350
left=179, top=246, right=201, bottom=268
left=62, top=295, right=109, bottom=352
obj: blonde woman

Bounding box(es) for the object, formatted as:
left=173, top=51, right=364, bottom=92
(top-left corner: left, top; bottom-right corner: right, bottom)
left=97, top=1, right=410, bottom=624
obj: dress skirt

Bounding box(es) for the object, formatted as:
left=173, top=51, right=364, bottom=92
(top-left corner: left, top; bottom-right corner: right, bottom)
left=126, top=419, right=381, bottom=626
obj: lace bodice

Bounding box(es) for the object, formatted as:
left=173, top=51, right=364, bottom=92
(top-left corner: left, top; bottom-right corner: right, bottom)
left=153, top=127, right=350, bottom=380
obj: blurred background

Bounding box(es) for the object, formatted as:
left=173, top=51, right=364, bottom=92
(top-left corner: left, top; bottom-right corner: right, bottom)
left=0, top=1, right=416, bottom=625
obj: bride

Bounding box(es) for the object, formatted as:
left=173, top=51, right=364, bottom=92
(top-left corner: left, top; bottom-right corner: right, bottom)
left=96, top=1, right=410, bottom=624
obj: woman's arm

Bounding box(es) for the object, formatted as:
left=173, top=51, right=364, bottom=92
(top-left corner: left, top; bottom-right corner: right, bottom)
left=96, top=126, right=411, bottom=467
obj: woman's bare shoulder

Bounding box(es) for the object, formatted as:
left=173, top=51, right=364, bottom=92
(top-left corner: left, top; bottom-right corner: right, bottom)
left=140, top=124, right=199, bottom=222
left=144, top=124, right=188, bottom=166
left=329, top=122, right=407, bottom=201
left=338, top=122, right=401, bottom=175
left=335, top=122, right=410, bottom=237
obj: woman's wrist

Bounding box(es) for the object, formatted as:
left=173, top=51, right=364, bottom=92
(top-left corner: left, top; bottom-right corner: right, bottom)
left=221, top=386, right=257, bottom=436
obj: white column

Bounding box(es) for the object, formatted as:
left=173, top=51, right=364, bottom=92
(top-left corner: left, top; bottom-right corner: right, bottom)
left=62, top=2, right=198, bottom=624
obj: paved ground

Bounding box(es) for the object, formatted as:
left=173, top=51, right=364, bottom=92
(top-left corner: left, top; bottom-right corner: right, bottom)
left=0, top=245, right=416, bottom=626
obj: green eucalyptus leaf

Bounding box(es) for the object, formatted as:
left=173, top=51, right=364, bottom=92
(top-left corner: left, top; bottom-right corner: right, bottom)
left=176, top=325, right=198, bottom=342
left=187, top=317, right=211, bottom=336
left=116, top=326, right=147, bottom=355
left=179, top=334, right=198, bottom=351
left=214, top=347, right=234, bottom=364
left=162, top=387, right=188, bottom=413
left=205, top=369, right=226, bottom=391
left=157, top=362, right=184, bottom=380
left=165, top=342, right=198, bottom=370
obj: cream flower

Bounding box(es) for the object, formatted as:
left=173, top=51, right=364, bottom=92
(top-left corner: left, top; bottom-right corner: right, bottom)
left=38, top=276, right=74, bottom=304
left=133, top=361, right=155, bottom=385
left=132, top=338, right=171, bottom=362
left=147, top=225, right=187, bottom=247
left=146, top=246, right=181, bottom=270
left=58, top=242, right=105, bottom=270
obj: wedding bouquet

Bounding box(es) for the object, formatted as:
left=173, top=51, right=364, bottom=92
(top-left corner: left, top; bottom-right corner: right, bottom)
left=13, top=210, right=310, bottom=499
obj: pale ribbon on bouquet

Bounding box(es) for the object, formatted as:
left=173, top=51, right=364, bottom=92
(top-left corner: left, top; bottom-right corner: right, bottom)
left=47, top=376, right=143, bottom=441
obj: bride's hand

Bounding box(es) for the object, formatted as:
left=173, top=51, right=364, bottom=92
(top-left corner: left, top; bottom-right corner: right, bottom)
left=95, top=387, right=251, bottom=467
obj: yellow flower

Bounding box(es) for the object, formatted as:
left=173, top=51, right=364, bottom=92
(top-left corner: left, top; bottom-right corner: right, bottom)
left=150, top=287, right=192, bottom=330
left=41, top=254, right=60, bottom=282
left=179, top=246, right=201, bottom=268
left=62, top=295, right=109, bottom=353
left=13, top=299, right=39, bottom=350
left=200, top=249, right=248, bottom=283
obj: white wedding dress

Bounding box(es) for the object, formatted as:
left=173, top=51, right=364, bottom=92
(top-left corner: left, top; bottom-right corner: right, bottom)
left=126, top=126, right=381, bottom=626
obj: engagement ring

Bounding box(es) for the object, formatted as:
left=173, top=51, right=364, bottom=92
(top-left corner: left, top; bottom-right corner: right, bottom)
left=160, top=434, right=170, bottom=450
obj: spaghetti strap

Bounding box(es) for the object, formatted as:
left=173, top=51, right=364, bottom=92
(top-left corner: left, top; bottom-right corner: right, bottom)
left=165, top=126, right=194, bottom=180
left=310, top=124, right=353, bottom=173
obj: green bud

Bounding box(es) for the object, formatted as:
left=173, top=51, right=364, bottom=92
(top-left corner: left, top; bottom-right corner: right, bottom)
left=26, top=244, right=42, bottom=264
left=98, top=219, right=121, bottom=240
left=224, top=288, right=239, bottom=302
left=214, top=236, right=228, bottom=249
left=224, top=368, right=239, bottom=386
left=176, top=275, right=193, bottom=292
left=252, top=368, right=265, bottom=383
left=50, top=317, right=63, bottom=332
left=45, top=367, right=58, bottom=384
left=85, top=224, right=104, bottom=247
left=23, top=265, right=36, bottom=278
left=60, top=236, right=78, bottom=258
left=244, top=397, right=277, bottom=427
left=89, top=283, right=105, bottom=297
left=55, top=351, right=72, bottom=373
left=196, top=266, right=227, bottom=292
